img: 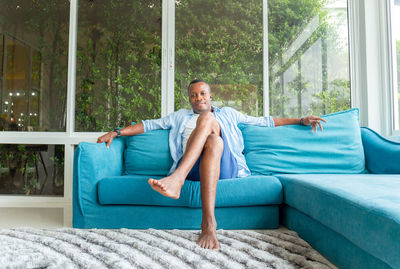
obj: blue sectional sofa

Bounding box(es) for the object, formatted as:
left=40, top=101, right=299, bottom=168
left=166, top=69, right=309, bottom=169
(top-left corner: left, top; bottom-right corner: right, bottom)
left=73, top=108, right=400, bottom=269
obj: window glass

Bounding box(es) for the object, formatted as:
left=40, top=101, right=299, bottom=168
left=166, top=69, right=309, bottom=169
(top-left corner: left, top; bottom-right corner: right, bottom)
left=0, top=144, right=64, bottom=196
left=392, top=0, right=400, bottom=130
left=269, top=0, right=350, bottom=118
left=76, top=1, right=162, bottom=131
left=175, top=0, right=263, bottom=116
left=0, top=34, right=3, bottom=75
left=0, top=1, right=69, bottom=131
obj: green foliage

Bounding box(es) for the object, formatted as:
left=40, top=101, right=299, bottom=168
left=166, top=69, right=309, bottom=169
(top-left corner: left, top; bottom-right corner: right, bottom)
left=269, top=0, right=350, bottom=118
left=175, top=0, right=263, bottom=116
left=75, top=0, right=162, bottom=131
left=0, top=0, right=351, bottom=132
left=312, top=79, right=350, bottom=115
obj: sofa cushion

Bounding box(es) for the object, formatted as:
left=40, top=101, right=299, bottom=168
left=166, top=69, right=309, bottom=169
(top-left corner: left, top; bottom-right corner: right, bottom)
left=277, top=174, right=400, bottom=269
left=239, top=108, right=366, bottom=174
left=124, top=129, right=173, bottom=176
left=98, top=175, right=282, bottom=208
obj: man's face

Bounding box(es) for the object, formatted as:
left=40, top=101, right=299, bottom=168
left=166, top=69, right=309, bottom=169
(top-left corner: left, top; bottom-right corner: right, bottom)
left=189, top=82, right=212, bottom=114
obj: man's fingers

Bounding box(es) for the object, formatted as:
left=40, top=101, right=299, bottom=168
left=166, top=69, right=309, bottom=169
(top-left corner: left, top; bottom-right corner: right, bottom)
left=318, top=121, right=323, bottom=131
left=106, top=138, right=113, bottom=148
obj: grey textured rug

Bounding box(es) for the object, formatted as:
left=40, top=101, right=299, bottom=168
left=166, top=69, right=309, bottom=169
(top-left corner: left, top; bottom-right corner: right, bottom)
left=0, top=227, right=337, bottom=269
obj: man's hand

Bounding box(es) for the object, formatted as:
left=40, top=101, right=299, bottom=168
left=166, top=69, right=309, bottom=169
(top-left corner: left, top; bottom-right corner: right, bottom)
left=302, top=116, right=327, bottom=132
left=97, top=131, right=117, bottom=148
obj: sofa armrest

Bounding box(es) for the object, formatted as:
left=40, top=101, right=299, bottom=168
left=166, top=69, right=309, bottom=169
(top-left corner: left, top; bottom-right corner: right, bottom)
left=73, top=138, right=125, bottom=216
left=361, top=127, right=400, bottom=174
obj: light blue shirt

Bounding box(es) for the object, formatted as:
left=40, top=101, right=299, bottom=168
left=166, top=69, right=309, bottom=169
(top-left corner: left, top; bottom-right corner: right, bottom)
left=142, top=106, right=275, bottom=177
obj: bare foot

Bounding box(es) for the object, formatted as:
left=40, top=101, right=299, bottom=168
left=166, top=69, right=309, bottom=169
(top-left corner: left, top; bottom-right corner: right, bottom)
left=148, top=175, right=184, bottom=199
left=198, top=220, right=220, bottom=250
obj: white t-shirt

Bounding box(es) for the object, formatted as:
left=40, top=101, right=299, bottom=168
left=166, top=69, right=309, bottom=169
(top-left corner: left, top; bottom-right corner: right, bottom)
left=181, top=113, right=200, bottom=153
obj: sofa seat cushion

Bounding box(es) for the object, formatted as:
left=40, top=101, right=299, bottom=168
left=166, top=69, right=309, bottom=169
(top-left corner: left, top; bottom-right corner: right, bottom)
left=277, top=174, right=400, bottom=268
left=98, top=174, right=282, bottom=208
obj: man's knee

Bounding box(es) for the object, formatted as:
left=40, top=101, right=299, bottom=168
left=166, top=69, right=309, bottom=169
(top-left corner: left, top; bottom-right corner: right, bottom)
left=204, top=134, right=223, bottom=154
left=197, top=112, right=219, bottom=132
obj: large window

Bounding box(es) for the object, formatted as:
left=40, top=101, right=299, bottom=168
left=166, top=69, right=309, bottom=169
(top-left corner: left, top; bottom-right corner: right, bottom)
left=0, top=1, right=69, bottom=132
left=0, top=1, right=69, bottom=196
left=269, top=0, right=350, bottom=118
left=391, top=0, right=400, bottom=131
left=75, top=0, right=162, bottom=131
left=0, top=0, right=353, bottom=203
left=175, top=0, right=264, bottom=116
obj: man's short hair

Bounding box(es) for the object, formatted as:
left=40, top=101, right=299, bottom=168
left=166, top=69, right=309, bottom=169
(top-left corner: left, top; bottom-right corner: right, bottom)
left=187, top=79, right=209, bottom=95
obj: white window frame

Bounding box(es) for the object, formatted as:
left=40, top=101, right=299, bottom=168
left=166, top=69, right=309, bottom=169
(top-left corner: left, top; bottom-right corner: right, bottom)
left=389, top=0, right=400, bottom=135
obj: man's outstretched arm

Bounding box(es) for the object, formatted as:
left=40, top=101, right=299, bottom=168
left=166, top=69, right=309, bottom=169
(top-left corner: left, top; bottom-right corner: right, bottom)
left=273, top=116, right=326, bottom=132
left=97, top=123, right=144, bottom=148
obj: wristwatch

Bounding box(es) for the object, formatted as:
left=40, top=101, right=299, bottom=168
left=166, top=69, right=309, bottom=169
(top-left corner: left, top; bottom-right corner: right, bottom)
left=113, top=128, right=121, bottom=137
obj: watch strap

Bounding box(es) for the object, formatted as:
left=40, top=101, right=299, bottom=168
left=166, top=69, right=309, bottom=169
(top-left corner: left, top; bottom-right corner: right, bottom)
left=113, top=128, right=121, bottom=137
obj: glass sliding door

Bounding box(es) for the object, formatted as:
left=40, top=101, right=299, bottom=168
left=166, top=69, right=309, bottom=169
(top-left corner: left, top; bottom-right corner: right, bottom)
left=76, top=0, right=162, bottom=131
left=268, top=0, right=351, bottom=118
left=175, top=0, right=263, bottom=116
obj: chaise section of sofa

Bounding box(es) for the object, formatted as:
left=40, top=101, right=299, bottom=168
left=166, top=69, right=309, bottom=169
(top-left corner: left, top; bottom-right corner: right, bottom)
left=240, top=109, right=400, bottom=269
left=279, top=174, right=399, bottom=269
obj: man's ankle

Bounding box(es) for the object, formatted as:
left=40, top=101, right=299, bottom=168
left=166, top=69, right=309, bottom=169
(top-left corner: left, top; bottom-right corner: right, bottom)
left=201, top=217, right=217, bottom=229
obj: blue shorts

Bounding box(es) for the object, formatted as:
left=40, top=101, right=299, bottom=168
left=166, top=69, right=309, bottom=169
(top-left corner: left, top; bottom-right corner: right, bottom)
left=178, top=128, right=238, bottom=181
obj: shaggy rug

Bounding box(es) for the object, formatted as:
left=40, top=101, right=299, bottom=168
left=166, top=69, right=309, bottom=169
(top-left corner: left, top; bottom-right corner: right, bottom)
left=0, top=227, right=337, bottom=269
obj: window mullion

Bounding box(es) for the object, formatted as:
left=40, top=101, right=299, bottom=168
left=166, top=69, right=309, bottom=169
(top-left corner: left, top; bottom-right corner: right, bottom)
left=263, top=0, right=269, bottom=117
left=162, top=0, right=175, bottom=117
left=66, top=0, right=78, bottom=135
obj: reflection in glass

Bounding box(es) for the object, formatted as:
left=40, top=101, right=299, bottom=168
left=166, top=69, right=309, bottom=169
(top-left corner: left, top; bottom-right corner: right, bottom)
left=0, top=1, right=69, bottom=131
left=0, top=144, right=64, bottom=196
left=175, top=0, right=263, bottom=116
left=269, top=0, right=350, bottom=118
left=76, top=1, right=162, bottom=131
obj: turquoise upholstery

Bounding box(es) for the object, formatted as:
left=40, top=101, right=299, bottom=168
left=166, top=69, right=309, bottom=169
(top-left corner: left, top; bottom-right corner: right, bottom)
left=74, top=136, right=281, bottom=230
left=98, top=175, right=282, bottom=207
left=361, top=127, right=400, bottom=174
left=277, top=174, right=400, bottom=269
left=240, top=108, right=366, bottom=174
left=73, top=109, right=400, bottom=269
left=124, top=129, right=173, bottom=176
left=282, top=206, right=392, bottom=269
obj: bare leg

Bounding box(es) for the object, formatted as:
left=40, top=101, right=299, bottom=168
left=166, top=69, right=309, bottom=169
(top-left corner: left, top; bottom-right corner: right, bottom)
left=148, top=112, right=220, bottom=199
left=197, top=134, right=223, bottom=250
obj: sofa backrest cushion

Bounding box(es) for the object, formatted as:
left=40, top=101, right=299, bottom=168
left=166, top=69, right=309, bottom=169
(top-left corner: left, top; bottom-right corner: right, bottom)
left=239, top=108, right=366, bottom=174
left=361, top=127, right=400, bottom=174
left=124, top=129, right=173, bottom=176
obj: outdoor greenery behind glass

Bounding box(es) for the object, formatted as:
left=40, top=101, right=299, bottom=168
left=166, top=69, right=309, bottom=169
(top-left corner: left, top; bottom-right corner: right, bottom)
left=269, top=0, right=350, bottom=118
left=0, top=144, right=64, bottom=196
left=175, top=0, right=264, bottom=116
left=75, top=0, right=162, bottom=131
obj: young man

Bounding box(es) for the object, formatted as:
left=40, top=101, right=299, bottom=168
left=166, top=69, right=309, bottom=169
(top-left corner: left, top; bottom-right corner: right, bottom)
left=97, top=79, right=326, bottom=250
